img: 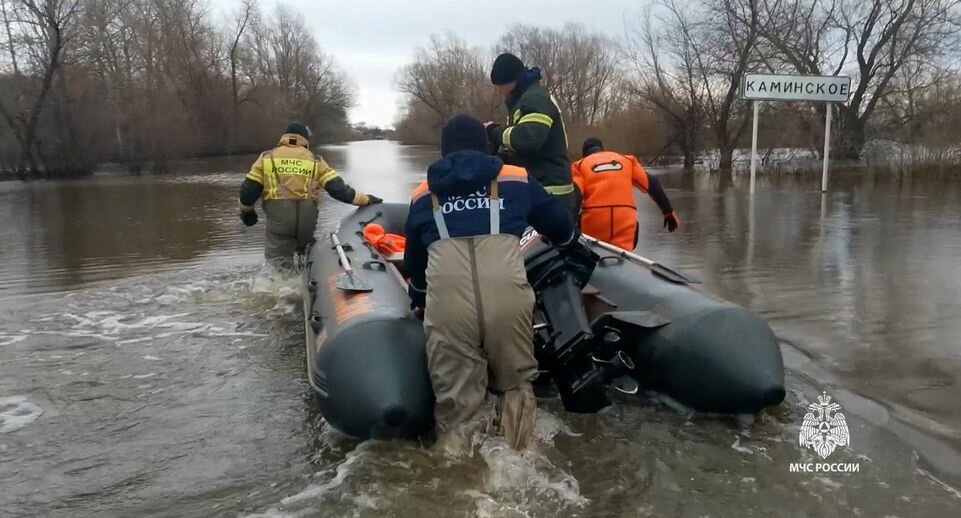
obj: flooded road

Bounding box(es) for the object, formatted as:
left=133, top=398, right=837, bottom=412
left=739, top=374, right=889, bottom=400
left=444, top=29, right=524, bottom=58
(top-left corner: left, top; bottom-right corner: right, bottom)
left=1, top=141, right=959, bottom=517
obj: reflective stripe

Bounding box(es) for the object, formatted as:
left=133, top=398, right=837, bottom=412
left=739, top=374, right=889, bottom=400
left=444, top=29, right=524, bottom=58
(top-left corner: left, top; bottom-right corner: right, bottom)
left=317, top=169, right=338, bottom=186
left=264, top=157, right=315, bottom=176
left=543, top=183, right=575, bottom=195
left=517, top=113, right=553, bottom=127
left=549, top=94, right=569, bottom=149
left=263, top=155, right=278, bottom=198
left=304, top=161, right=316, bottom=200
left=511, top=109, right=522, bottom=124
left=489, top=180, right=499, bottom=235
left=502, top=126, right=515, bottom=151
left=411, top=181, right=430, bottom=203
left=245, top=169, right=263, bottom=184
left=430, top=194, right=451, bottom=240
left=262, top=154, right=319, bottom=200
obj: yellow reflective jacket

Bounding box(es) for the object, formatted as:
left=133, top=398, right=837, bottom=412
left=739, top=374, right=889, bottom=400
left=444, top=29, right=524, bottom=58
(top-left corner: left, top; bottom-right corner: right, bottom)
left=245, top=133, right=356, bottom=202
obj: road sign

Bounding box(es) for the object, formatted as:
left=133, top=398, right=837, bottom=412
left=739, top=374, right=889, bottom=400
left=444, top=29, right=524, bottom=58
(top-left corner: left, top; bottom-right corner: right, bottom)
left=742, top=73, right=851, bottom=194
left=742, top=74, right=852, bottom=103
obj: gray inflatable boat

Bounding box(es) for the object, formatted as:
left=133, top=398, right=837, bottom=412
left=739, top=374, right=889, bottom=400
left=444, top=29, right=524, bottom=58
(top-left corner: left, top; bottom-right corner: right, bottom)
left=303, top=203, right=785, bottom=440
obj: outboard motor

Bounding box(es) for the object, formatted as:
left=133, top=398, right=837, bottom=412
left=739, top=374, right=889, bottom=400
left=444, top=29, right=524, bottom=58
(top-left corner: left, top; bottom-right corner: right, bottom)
left=525, top=241, right=611, bottom=413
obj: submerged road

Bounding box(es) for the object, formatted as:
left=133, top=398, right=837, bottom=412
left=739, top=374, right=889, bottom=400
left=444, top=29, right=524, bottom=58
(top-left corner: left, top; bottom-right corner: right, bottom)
left=1, top=141, right=959, bottom=516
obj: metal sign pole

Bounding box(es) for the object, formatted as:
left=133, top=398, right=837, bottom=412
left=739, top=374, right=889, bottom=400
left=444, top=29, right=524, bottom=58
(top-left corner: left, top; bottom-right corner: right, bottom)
left=821, top=103, right=832, bottom=193
left=750, top=100, right=759, bottom=194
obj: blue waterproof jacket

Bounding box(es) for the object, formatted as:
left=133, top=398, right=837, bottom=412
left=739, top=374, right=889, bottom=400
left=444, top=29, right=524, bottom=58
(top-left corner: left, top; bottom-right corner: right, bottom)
left=403, top=150, right=576, bottom=300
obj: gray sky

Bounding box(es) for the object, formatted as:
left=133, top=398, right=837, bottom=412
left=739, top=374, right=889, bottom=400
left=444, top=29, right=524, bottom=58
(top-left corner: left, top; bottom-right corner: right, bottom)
left=216, top=0, right=644, bottom=127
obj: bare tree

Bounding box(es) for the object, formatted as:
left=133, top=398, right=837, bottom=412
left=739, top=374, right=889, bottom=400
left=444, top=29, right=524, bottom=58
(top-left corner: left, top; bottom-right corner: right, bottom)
left=0, top=0, right=20, bottom=75
left=0, top=0, right=83, bottom=175
left=496, top=23, right=619, bottom=125
left=703, top=0, right=761, bottom=171
left=395, top=34, right=488, bottom=122
left=625, top=3, right=708, bottom=170
left=0, top=0, right=355, bottom=176
left=236, top=3, right=353, bottom=142
left=626, top=0, right=761, bottom=171
left=759, top=0, right=961, bottom=159
left=228, top=0, right=256, bottom=149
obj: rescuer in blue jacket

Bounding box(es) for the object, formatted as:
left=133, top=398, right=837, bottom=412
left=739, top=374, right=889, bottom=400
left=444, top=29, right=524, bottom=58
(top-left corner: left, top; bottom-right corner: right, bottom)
left=404, top=114, right=579, bottom=452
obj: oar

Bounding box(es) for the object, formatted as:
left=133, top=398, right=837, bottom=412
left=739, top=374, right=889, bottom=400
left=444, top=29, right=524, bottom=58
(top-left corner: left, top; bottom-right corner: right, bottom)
left=579, top=233, right=701, bottom=285
left=331, top=234, right=372, bottom=292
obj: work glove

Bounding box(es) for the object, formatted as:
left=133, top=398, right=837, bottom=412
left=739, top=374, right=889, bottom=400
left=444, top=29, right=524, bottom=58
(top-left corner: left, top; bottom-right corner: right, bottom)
left=366, top=194, right=383, bottom=205
left=240, top=210, right=258, bottom=227
left=663, top=210, right=680, bottom=232
left=484, top=122, right=502, bottom=145
left=408, top=283, right=426, bottom=311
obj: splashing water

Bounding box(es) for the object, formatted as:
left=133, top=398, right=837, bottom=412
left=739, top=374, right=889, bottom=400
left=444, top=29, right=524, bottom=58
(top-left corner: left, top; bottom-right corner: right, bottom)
left=0, top=396, right=44, bottom=434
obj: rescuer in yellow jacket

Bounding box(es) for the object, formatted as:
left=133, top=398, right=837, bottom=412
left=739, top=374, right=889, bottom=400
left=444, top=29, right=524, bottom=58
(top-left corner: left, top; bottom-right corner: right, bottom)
left=239, top=122, right=382, bottom=268
left=571, top=137, right=679, bottom=250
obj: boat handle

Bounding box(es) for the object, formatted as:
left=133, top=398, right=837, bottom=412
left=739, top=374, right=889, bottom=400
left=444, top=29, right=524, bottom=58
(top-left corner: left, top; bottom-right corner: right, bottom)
left=362, top=261, right=387, bottom=272
left=598, top=256, right=624, bottom=267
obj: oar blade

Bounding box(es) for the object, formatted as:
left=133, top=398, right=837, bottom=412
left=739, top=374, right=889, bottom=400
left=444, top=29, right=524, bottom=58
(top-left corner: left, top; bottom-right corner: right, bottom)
left=651, top=263, right=701, bottom=285
left=335, top=272, right=372, bottom=292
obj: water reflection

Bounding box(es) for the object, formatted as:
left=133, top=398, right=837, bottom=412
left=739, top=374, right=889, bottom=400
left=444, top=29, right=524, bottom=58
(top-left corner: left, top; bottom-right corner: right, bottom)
left=0, top=142, right=439, bottom=299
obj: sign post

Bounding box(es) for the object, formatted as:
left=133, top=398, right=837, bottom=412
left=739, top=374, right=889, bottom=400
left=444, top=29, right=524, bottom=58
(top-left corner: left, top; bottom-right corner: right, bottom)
left=750, top=101, right=759, bottom=194
left=822, top=103, right=832, bottom=192
left=741, top=73, right=851, bottom=194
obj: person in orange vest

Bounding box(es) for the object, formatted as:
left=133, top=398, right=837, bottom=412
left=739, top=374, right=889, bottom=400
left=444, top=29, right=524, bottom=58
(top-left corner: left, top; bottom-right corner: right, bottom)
left=571, top=137, right=679, bottom=250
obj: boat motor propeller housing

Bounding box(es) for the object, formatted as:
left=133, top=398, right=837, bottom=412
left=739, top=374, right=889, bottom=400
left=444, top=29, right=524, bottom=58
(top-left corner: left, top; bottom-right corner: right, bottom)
left=525, top=241, right=614, bottom=413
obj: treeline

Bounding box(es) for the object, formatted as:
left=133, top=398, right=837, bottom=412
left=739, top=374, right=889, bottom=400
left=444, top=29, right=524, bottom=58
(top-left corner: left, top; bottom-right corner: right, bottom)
left=0, top=0, right=353, bottom=178
left=395, top=0, right=961, bottom=171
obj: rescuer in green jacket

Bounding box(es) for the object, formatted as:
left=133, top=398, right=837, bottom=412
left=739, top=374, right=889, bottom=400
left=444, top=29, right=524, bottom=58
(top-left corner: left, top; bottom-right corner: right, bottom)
left=484, top=53, right=581, bottom=217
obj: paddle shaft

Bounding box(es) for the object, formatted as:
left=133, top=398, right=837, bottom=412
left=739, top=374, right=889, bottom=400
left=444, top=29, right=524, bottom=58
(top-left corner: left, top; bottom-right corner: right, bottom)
left=579, top=233, right=700, bottom=285
left=580, top=234, right=654, bottom=267
left=330, top=234, right=355, bottom=274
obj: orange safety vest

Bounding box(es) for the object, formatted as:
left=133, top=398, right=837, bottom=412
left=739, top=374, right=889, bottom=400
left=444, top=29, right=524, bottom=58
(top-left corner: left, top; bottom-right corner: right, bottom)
left=362, top=223, right=407, bottom=256
left=570, top=151, right=652, bottom=250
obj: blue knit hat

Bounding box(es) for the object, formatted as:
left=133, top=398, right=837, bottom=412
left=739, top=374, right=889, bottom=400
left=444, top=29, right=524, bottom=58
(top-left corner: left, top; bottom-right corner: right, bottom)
left=441, top=114, right=489, bottom=157
left=285, top=122, right=311, bottom=140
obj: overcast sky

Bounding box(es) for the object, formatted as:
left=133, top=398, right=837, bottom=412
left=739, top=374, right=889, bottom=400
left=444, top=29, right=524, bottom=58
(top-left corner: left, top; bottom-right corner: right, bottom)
left=214, top=0, right=643, bottom=128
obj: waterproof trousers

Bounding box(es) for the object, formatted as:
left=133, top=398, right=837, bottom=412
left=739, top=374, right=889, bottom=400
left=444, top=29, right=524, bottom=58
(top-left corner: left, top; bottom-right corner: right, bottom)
left=262, top=199, right=319, bottom=269
left=423, top=234, right=538, bottom=450
left=580, top=206, right=639, bottom=251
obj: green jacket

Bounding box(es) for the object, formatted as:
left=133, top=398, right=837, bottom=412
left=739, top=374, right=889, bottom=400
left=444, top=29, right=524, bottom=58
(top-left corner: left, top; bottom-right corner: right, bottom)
left=489, top=82, right=573, bottom=192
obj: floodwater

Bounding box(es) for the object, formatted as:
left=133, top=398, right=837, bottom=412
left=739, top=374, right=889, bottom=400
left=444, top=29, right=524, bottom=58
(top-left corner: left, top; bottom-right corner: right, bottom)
left=1, top=140, right=959, bottom=517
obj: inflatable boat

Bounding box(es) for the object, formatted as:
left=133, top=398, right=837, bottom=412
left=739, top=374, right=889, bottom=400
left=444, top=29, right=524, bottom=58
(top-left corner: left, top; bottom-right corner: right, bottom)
left=302, top=204, right=785, bottom=440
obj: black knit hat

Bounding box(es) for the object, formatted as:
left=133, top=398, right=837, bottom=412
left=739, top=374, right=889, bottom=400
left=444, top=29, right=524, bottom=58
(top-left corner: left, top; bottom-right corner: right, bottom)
left=490, top=53, right=525, bottom=85
left=441, top=114, right=489, bottom=157
left=285, top=122, right=310, bottom=140
left=582, top=137, right=604, bottom=157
